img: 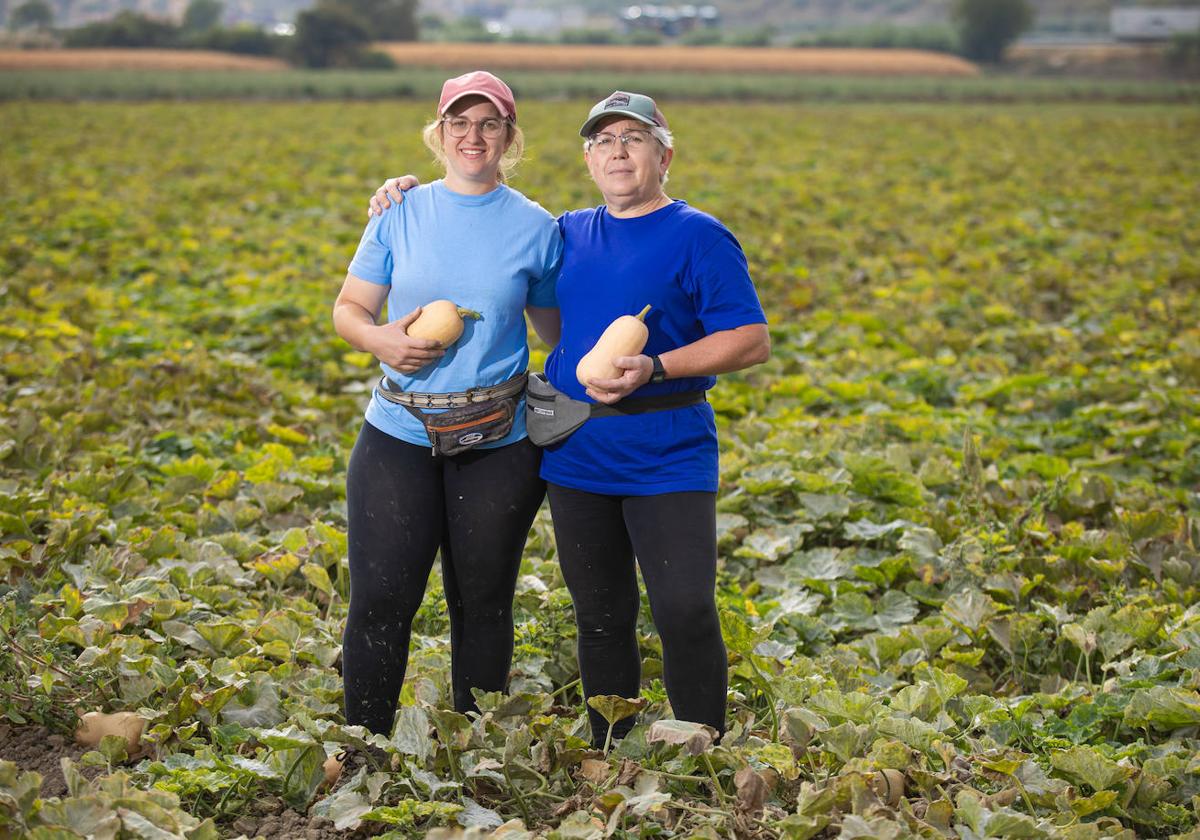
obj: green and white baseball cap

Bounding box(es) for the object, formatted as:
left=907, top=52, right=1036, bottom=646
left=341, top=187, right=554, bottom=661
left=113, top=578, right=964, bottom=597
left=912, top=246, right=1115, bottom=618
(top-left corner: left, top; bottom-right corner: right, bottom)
left=579, top=91, right=670, bottom=138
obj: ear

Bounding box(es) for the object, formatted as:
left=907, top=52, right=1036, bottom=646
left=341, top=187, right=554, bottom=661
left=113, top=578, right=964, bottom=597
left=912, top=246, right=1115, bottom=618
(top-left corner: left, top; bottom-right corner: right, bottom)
left=660, top=146, right=674, bottom=176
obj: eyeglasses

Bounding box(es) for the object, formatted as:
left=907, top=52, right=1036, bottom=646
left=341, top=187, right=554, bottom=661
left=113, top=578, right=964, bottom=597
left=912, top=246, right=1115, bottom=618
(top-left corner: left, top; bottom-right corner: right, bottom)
left=441, top=116, right=507, bottom=139
left=586, top=129, right=657, bottom=154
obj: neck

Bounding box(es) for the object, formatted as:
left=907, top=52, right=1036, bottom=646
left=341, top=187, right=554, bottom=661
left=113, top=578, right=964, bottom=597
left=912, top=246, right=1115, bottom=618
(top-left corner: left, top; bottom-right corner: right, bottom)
left=605, top=191, right=671, bottom=219
left=443, top=172, right=501, bottom=196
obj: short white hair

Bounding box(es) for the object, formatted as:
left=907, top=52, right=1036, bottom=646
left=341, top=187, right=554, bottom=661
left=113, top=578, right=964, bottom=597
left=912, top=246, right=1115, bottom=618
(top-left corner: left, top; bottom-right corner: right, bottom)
left=583, top=124, right=674, bottom=183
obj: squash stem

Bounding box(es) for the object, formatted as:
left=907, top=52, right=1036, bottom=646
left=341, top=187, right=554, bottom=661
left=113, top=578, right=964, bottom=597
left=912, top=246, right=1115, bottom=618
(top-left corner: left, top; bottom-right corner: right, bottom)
left=635, top=304, right=651, bottom=321
left=455, top=307, right=482, bottom=320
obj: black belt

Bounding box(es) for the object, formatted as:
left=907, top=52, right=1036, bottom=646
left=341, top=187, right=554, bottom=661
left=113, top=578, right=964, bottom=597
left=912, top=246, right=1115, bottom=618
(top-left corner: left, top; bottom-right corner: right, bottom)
left=589, top=389, right=706, bottom=417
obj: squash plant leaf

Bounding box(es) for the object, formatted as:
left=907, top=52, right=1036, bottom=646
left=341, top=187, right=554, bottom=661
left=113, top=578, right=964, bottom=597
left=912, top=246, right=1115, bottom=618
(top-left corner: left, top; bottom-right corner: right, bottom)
left=587, top=695, right=647, bottom=728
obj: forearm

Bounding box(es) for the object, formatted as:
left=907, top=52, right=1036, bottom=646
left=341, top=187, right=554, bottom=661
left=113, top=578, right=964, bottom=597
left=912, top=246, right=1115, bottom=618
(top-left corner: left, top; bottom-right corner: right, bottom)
left=659, top=323, right=770, bottom=379
left=333, top=300, right=382, bottom=356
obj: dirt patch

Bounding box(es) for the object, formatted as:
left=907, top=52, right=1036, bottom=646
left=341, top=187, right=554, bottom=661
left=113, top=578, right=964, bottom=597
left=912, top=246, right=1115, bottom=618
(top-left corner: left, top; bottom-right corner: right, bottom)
left=0, top=49, right=287, bottom=71
left=0, top=724, right=382, bottom=839
left=0, top=722, right=96, bottom=798
left=375, top=42, right=980, bottom=76
left=1005, top=43, right=1171, bottom=78
left=225, top=797, right=344, bottom=840
left=224, top=793, right=387, bottom=839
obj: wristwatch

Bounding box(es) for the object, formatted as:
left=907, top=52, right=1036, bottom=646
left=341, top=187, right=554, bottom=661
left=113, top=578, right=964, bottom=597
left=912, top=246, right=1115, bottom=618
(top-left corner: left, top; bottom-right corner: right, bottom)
left=649, top=355, right=667, bottom=384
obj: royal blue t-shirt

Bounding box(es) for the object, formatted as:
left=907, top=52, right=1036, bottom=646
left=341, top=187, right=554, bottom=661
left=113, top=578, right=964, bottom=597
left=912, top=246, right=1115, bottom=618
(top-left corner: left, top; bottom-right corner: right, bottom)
left=348, top=180, right=562, bottom=449
left=541, top=200, right=766, bottom=495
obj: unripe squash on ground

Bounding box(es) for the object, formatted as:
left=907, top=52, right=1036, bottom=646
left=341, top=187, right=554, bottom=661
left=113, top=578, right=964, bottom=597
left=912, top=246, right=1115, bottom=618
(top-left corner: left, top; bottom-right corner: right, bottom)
left=576, top=304, right=651, bottom=387
left=75, top=711, right=144, bottom=751
left=407, top=300, right=481, bottom=348
left=322, top=752, right=345, bottom=788
left=869, top=769, right=906, bottom=807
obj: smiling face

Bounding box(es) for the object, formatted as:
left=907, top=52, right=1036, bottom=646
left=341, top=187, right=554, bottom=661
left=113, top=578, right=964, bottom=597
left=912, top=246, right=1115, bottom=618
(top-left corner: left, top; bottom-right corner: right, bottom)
left=584, top=116, right=673, bottom=211
left=440, top=96, right=512, bottom=194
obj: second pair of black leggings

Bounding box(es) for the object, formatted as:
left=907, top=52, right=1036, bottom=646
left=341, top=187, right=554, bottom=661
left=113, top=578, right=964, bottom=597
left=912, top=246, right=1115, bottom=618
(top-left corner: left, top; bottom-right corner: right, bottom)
left=546, top=483, right=727, bottom=744
left=342, top=421, right=545, bottom=735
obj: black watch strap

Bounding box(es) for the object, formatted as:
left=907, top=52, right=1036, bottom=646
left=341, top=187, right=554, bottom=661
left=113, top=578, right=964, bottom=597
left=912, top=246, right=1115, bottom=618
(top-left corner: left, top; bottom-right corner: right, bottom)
left=649, top=354, right=666, bottom=384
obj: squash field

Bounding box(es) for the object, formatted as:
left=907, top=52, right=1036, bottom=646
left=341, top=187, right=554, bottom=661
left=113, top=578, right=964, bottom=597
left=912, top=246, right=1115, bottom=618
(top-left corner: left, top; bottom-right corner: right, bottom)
left=1, top=101, right=1199, bottom=839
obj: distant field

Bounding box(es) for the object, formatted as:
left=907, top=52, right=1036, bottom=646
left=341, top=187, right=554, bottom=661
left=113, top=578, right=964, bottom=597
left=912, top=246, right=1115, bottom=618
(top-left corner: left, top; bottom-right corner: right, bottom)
left=1006, top=42, right=1173, bottom=79
left=0, top=48, right=286, bottom=71
left=375, top=42, right=980, bottom=76
left=2, top=66, right=1198, bottom=103
left=0, top=44, right=976, bottom=76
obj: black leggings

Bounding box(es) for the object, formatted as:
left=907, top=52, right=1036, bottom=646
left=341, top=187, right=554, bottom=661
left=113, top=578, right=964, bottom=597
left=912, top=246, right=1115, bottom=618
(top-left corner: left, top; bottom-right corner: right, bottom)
left=342, top=421, right=545, bottom=735
left=546, top=483, right=726, bottom=744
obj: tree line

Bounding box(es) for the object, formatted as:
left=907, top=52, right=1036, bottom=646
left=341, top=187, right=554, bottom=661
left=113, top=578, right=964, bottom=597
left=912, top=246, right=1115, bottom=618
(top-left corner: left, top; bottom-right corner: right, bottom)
left=5, top=0, right=418, bottom=67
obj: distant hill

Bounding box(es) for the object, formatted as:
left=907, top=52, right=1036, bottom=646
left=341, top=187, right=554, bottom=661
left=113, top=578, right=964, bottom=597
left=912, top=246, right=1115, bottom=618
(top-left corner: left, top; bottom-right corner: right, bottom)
left=28, top=0, right=1196, bottom=38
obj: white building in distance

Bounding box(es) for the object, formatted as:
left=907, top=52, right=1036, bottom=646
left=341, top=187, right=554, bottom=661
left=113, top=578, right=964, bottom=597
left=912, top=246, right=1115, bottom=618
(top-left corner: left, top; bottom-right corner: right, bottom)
left=1111, top=7, right=1200, bottom=41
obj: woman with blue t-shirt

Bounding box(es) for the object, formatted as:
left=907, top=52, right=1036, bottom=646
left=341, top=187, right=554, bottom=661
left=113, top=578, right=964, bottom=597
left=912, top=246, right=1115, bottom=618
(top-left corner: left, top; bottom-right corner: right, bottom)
left=332, top=71, right=562, bottom=738
left=369, top=91, right=770, bottom=746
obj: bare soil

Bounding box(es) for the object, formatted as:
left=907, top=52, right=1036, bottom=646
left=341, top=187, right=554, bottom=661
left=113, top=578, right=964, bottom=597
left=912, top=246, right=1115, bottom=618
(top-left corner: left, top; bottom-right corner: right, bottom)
left=1005, top=43, right=1172, bottom=79
left=0, top=724, right=375, bottom=839
left=225, top=798, right=348, bottom=840
left=375, top=42, right=980, bottom=76
left=0, top=49, right=287, bottom=71
left=0, top=722, right=95, bottom=798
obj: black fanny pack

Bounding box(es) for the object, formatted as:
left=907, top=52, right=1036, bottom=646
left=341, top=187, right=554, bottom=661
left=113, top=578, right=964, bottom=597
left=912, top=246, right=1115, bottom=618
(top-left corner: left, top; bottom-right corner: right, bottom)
left=377, top=374, right=525, bottom=457
left=525, top=372, right=706, bottom=447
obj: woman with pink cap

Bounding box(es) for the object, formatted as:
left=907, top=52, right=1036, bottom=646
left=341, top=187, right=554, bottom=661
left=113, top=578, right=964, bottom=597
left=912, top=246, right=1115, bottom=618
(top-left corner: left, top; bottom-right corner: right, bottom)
left=331, top=71, right=562, bottom=745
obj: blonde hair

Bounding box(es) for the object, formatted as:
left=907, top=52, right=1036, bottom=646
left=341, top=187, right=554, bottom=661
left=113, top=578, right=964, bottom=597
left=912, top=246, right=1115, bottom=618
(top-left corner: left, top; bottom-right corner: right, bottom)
left=422, top=118, right=525, bottom=184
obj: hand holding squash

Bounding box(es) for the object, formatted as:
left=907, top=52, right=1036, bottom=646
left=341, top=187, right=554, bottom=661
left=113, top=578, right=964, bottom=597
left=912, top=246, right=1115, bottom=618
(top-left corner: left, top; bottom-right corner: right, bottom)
left=584, top=354, right=654, bottom=405
left=368, top=306, right=445, bottom=373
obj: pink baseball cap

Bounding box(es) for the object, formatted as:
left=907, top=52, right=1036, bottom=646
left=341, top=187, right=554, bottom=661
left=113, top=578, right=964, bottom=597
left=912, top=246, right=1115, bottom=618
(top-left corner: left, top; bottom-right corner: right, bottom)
left=438, top=70, right=517, bottom=123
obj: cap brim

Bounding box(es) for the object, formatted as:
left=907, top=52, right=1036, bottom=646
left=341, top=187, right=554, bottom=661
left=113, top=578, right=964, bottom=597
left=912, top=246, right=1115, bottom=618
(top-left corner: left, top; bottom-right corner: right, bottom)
left=579, top=109, right=659, bottom=137
left=441, top=91, right=513, bottom=120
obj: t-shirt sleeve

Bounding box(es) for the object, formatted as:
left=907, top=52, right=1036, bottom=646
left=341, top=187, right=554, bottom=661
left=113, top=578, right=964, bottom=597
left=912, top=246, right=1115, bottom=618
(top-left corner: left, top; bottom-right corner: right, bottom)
left=685, top=225, right=767, bottom=334
left=528, top=224, right=563, bottom=308
left=347, top=210, right=393, bottom=285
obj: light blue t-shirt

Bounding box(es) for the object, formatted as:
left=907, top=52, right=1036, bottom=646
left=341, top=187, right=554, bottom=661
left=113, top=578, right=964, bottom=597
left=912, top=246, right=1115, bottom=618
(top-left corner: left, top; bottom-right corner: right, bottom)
left=348, top=180, right=562, bottom=449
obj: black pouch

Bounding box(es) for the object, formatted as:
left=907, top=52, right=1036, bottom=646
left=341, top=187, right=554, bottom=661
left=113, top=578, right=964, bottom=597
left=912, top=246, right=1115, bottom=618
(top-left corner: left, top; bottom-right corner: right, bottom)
left=405, top=396, right=517, bottom=456
left=525, top=372, right=592, bottom=447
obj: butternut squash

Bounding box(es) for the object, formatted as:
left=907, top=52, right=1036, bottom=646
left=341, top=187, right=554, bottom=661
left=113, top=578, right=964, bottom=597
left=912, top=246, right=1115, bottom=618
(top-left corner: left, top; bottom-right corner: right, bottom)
left=576, top=305, right=651, bottom=387
left=75, top=711, right=144, bottom=751
left=322, top=752, right=345, bottom=789
left=869, top=769, right=906, bottom=807
left=407, top=300, right=481, bottom=348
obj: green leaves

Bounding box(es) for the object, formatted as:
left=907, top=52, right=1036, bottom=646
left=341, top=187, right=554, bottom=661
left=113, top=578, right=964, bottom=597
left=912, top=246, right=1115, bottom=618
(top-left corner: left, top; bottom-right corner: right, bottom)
left=829, top=590, right=918, bottom=633
left=391, top=705, right=432, bottom=760
left=942, top=588, right=998, bottom=635
left=1049, top=746, right=1133, bottom=793
left=2, top=101, right=1199, bottom=840
left=719, top=609, right=770, bottom=656
left=1123, top=687, right=1200, bottom=731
